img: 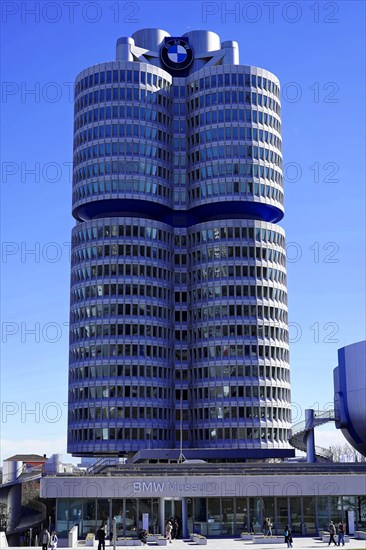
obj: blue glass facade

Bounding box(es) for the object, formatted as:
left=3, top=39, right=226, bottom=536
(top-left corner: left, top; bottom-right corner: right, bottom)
left=67, top=29, right=292, bottom=458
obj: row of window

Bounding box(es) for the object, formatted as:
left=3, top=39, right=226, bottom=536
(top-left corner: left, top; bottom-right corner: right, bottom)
left=74, top=142, right=170, bottom=168
left=68, top=426, right=289, bottom=443
left=187, top=91, right=280, bottom=120
left=69, top=342, right=289, bottom=363
left=71, top=244, right=171, bottom=265
left=74, top=102, right=171, bottom=132
left=191, top=344, right=289, bottom=362
left=70, top=343, right=172, bottom=362
left=73, top=160, right=171, bottom=185
left=187, top=73, right=280, bottom=99
left=72, top=179, right=283, bottom=205
left=189, top=162, right=282, bottom=187
left=189, top=173, right=283, bottom=201
left=71, top=281, right=286, bottom=306
left=71, top=282, right=171, bottom=305
left=191, top=304, right=288, bottom=323
left=68, top=362, right=289, bottom=384
left=189, top=364, right=290, bottom=382
left=194, top=139, right=282, bottom=163
left=73, top=124, right=168, bottom=149
left=189, top=111, right=281, bottom=146
left=68, top=382, right=289, bottom=405
left=191, top=324, right=288, bottom=342
left=71, top=243, right=284, bottom=265
left=74, top=117, right=170, bottom=144
left=193, top=404, right=291, bottom=422
left=71, top=263, right=172, bottom=285
left=190, top=245, right=286, bottom=266
left=71, top=264, right=285, bottom=287
left=72, top=223, right=284, bottom=247
left=72, top=223, right=167, bottom=245
left=192, top=384, right=290, bottom=402
left=75, top=69, right=171, bottom=98
left=69, top=384, right=171, bottom=401
left=190, top=146, right=282, bottom=170
left=70, top=303, right=171, bottom=324
left=75, top=87, right=171, bottom=115
left=192, top=266, right=286, bottom=285
left=69, top=323, right=287, bottom=345
left=70, top=303, right=288, bottom=325
left=74, top=143, right=282, bottom=173
left=69, top=404, right=290, bottom=424
left=69, top=405, right=173, bottom=422
left=190, top=284, right=287, bottom=304
left=69, top=363, right=169, bottom=382
left=70, top=323, right=171, bottom=343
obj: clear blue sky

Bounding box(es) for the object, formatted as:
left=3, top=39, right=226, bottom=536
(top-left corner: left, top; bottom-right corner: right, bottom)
left=1, top=1, right=365, bottom=463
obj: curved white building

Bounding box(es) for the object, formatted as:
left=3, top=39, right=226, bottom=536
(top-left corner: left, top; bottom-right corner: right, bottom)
left=68, top=29, right=292, bottom=459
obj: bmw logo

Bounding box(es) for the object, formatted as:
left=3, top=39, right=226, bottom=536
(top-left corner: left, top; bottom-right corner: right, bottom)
left=160, top=37, right=193, bottom=72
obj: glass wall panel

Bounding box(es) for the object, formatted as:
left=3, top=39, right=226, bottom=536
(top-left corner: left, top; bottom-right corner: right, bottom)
left=289, top=497, right=302, bottom=535
left=250, top=497, right=265, bottom=534
left=318, top=497, right=329, bottom=533
left=357, top=496, right=366, bottom=529
left=83, top=499, right=96, bottom=537
left=303, top=496, right=316, bottom=535
left=329, top=497, right=342, bottom=525
left=277, top=497, right=289, bottom=535
left=193, top=498, right=207, bottom=536
left=138, top=499, right=152, bottom=532
left=56, top=499, right=69, bottom=538
left=187, top=498, right=194, bottom=535
left=112, top=500, right=124, bottom=537
left=125, top=499, right=137, bottom=536
left=262, top=498, right=275, bottom=534
left=236, top=497, right=249, bottom=535
left=222, top=498, right=234, bottom=535
left=207, top=498, right=220, bottom=537
left=97, top=499, right=110, bottom=535
left=152, top=499, right=159, bottom=534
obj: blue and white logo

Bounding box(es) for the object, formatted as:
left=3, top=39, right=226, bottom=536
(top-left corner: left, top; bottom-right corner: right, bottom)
left=160, top=37, right=193, bottom=72
left=167, top=44, right=188, bottom=64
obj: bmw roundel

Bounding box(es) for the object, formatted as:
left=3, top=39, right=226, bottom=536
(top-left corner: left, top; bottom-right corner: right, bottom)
left=160, top=37, right=193, bottom=72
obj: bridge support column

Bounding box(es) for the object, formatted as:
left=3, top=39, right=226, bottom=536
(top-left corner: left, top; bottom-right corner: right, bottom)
left=305, top=409, right=316, bottom=463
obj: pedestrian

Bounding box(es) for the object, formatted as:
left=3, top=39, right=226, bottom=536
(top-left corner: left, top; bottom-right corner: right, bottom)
left=96, top=524, right=106, bottom=550
left=165, top=520, right=173, bottom=543
left=138, top=529, right=147, bottom=546
left=328, top=521, right=337, bottom=546
left=50, top=531, right=58, bottom=549
left=41, top=529, right=50, bottom=550
left=172, top=517, right=179, bottom=539
left=284, top=525, right=293, bottom=548
left=337, top=521, right=345, bottom=546
left=267, top=518, right=273, bottom=536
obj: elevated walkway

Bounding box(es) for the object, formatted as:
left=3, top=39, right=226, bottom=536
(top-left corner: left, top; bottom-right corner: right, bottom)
left=289, top=409, right=337, bottom=462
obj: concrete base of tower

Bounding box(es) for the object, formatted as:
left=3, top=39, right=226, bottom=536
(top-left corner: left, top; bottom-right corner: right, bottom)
left=130, top=448, right=295, bottom=463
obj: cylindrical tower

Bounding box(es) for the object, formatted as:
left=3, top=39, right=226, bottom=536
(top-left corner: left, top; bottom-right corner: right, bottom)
left=67, top=29, right=292, bottom=459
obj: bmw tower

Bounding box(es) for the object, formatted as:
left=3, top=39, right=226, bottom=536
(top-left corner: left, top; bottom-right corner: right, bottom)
left=68, top=29, right=292, bottom=460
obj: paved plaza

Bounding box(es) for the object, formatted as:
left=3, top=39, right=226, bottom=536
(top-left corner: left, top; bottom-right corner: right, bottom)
left=5, top=538, right=366, bottom=550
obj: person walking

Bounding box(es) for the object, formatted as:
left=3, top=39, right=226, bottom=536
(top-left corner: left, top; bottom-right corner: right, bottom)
left=165, top=520, right=173, bottom=543
left=267, top=518, right=273, bottom=536
left=284, top=525, right=293, bottom=548
left=328, top=521, right=338, bottom=546
left=337, top=521, right=345, bottom=546
left=50, top=531, right=58, bottom=549
left=96, top=524, right=106, bottom=550
left=41, top=529, right=51, bottom=550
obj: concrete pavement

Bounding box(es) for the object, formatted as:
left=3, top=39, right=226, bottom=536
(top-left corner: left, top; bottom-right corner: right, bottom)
left=4, top=538, right=366, bottom=550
